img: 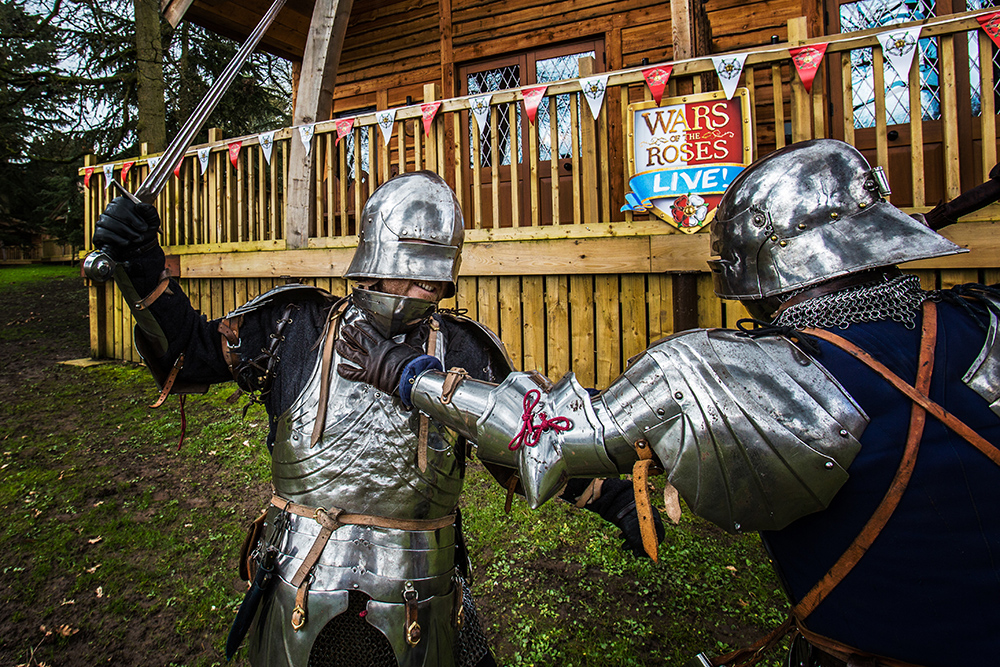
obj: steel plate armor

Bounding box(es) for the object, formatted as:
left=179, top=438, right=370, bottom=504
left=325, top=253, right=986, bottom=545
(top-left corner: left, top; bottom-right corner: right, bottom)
left=413, top=329, right=868, bottom=533
left=250, top=307, right=463, bottom=667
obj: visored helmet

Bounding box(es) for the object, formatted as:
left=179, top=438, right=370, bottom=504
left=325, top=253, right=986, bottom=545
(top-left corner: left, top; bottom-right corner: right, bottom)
left=345, top=171, right=464, bottom=297
left=708, top=139, right=965, bottom=301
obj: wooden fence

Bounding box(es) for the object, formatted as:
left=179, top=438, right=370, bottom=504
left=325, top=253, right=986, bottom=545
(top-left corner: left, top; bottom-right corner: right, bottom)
left=82, top=10, right=1000, bottom=386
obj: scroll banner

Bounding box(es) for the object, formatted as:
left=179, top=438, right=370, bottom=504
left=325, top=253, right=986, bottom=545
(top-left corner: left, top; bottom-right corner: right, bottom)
left=228, top=141, right=242, bottom=170
left=335, top=118, right=354, bottom=146
left=877, top=26, right=922, bottom=79
left=579, top=74, right=609, bottom=120
left=103, top=163, right=115, bottom=189
left=621, top=89, right=753, bottom=233
left=259, top=130, right=275, bottom=165
left=121, top=161, right=134, bottom=183
left=198, top=147, right=211, bottom=174
left=84, top=167, right=94, bottom=187
left=299, top=124, right=315, bottom=155
left=712, top=53, right=749, bottom=100
left=978, top=11, right=1000, bottom=48
left=642, top=66, right=673, bottom=105
left=789, top=43, right=828, bottom=93
left=469, top=94, right=493, bottom=138
left=522, top=86, right=547, bottom=125
left=421, top=102, right=441, bottom=136
left=376, top=109, right=396, bottom=146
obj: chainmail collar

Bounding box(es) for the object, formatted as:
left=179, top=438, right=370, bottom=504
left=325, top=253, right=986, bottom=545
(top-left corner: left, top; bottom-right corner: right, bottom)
left=773, top=273, right=930, bottom=330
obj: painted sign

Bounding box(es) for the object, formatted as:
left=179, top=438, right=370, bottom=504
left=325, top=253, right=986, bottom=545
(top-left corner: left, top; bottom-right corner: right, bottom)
left=623, top=89, right=752, bottom=233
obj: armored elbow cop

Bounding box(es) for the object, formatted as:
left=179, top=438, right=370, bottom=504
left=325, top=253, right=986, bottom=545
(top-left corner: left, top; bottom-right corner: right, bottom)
left=413, top=329, right=869, bottom=534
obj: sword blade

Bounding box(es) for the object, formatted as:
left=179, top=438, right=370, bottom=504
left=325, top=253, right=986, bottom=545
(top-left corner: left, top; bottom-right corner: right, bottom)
left=134, top=0, right=288, bottom=204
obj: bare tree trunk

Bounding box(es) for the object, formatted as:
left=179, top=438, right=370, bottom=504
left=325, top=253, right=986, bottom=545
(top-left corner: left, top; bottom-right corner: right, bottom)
left=134, top=0, right=166, bottom=152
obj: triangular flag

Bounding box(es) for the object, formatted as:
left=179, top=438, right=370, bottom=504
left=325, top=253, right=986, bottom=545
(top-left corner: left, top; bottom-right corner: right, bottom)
left=469, top=94, right=492, bottom=137
left=147, top=156, right=160, bottom=172
left=173, top=159, right=182, bottom=179
left=522, top=86, right=547, bottom=125
left=228, top=141, right=242, bottom=169
left=642, top=66, right=672, bottom=105
left=712, top=53, right=749, bottom=100
left=298, top=124, right=315, bottom=155
left=978, top=11, right=1000, bottom=48
left=197, top=147, right=210, bottom=174
left=579, top=74, right=609, bottom=120
left=376, top=109, right=396, bottom=146
left=121, top=161, right=134, bottom=182
left=421, top=102, right=441, bottom=136
left=103, top=163, right=115, bottom=189
left=789, top=43, right=828, bottom=93
left=878, top=27, right=921, bottom=80
left=335, top=118, right=354, bottom=146
left=259, top=131, right=275, bottom=165
left=84, top=167, right=94, bottom=187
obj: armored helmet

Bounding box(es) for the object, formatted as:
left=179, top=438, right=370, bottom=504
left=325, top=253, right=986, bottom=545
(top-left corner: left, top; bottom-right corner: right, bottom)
left=708, top=139, right=965, bottom=301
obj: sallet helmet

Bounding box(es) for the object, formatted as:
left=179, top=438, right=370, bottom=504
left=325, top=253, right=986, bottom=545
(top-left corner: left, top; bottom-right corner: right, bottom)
left=708, top=139, right=965, bottom=301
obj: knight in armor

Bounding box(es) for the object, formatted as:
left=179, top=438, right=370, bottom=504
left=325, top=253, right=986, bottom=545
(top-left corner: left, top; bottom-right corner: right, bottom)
left=338, top=141, right=1000, bottom=666
left=93, top=170, right=657, bottom=666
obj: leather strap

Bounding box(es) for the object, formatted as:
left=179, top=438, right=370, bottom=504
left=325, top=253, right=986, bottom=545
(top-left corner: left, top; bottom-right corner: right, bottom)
left=632, top=438, right=662, bottom=562
left=440, top=368, right=469, bottom=405
left=218, top=316, right=242, bottom=379
left=310, top=301, right=349, bottom=448
left=793, top=300, right=937, bottom=621
left=134, top=269, right=173, bottom=310
left=795, top=624, right=925, bottom=667
left=150, top=353, right=184, bottom=409
left=573, top=478, right=603, bottom=508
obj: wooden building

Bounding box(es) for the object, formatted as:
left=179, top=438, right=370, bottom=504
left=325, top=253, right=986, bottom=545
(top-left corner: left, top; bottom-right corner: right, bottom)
left=81, top=0, right=1000, bottom=388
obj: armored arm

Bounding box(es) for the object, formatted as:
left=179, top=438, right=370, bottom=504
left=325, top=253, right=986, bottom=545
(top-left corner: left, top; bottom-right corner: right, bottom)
left=413, top=329, right=868, bottom=533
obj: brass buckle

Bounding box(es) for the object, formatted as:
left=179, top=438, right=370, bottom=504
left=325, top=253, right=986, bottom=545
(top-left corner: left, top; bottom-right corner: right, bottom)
left=291, top=605, right=306, bottom=631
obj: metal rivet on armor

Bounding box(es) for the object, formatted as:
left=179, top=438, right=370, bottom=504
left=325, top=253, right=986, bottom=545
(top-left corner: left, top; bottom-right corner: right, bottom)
left=375, top=392, right=381, bottom=398
left=779, top=240, right=788, bottom=247
left=636, top=439, right=648, bottom=449
left=839, top=429, right=848, bottom=437
left=830, top=212, right=839, bottom=219
left=797, top=223, right=807, bottom=230
left=825, top=461, right=835, bottom=469
left=353, top=583, right=359, bottom=589
left=769, top=235, right=778, bottom=242
left=859, top=202, right=867, bottom=209
left=674, top=391, right=683, bottom=400
left=734, top=523, right=741, bottom=531
left=657, top=408, right=665, bottom=416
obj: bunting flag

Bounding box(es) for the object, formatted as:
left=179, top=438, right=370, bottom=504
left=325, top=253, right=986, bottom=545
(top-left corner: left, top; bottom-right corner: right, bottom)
left=522, top=86, right=547, bottom=125
left=259, top=131, right=275, bottom=165
left=84, top=167, right=94, bottom=187
left=877, top=27, right=922, bottom=80
left=335, top=118, right=355, bottom=146
left=121, top=161, right=134, bottom=183
left=228, top=141, right=242, bottom=169
left=103, top=163, right=115, bottom=189
left=469, top=94, right=492, bottom=138
left=198, top=147, right=211, bottom=175
left=642, top=66, right=672, bottom=105
left=421, top=102, right=441, bottom=136
left=376, top=109, right=396, bottom=146
left=789, top=43, right=828, bottom=93
left=978, top=10, right=1000, bottom=48
left=173, top=159, right=182, bottom=179
left=712, top=53, right=749, bottom=100
left=579, top=74, right=609, bottom=120
left=298, top=124, right=315, bottom=155
left=147, top=156, right=160, bottom=173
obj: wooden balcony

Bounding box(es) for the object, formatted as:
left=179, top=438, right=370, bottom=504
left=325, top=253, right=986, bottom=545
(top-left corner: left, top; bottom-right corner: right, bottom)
left=81, top=9, right=1000, bottom=384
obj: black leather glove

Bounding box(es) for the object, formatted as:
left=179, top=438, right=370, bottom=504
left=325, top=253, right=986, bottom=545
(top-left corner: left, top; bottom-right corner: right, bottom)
left=583, top=478, right=665, bottom=558
left=336, top=318, right=424, bottom=395
left=93, top=196, right=162, bottom=260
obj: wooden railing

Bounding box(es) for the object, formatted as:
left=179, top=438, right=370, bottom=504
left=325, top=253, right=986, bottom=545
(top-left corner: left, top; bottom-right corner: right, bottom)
left=82, top=9, right=1000, bottom=382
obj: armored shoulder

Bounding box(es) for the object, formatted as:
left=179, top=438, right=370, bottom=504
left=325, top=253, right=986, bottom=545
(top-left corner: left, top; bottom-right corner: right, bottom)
left=959, top=286, right=1000, bottom=417
left=225, top=283, right=335, bottom=319
left=438, top=312, right=514, bottom=382
left=599, top=329, right=868, bottom=533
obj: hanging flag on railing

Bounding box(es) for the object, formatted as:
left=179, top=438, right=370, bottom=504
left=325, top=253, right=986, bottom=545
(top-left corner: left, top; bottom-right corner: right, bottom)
left=579, top=74, right=609, bottom=120
left=228, top=141, right=242, bottom=169
left=376, top=109, right=396, bottom=146
left=103, top=163, right=115, bottom=189
left=642, top=66, right=672, bottom=105
left=712, top=53, right=749, bottom=100
left=789, top=43, right=828, bottom=93
left=84, top=167, right=94, bottom=187
left=121, top=161, right=134, bottom=183
left=421, top=102, right=441, bottom=136
left=147, top=156, right=160, bottom=173
left=335, top=118, right=354, bottom=146
left=259, top=130, right=275, bottom=165
left=173, top=159, right=183, bottom=179
left=299, top=124, right=315, bottom=154
left=877, top=27, right=922, bottom=80
left=198, top=147, right=211, bottom=174
left=469, top=94, right=492, bottom=140
left=522, top=86, right=547, bottom=125
left=977, top=11, right=1000, bottom=47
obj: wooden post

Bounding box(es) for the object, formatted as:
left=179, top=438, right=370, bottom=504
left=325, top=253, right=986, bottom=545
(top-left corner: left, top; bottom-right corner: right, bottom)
left=579, top=56, right=599, bottom=225
left=424, top=83, right=441, bottom=173
left=788, top=17, right=812, bottom=142
left=286, top=0, right=354, bottom=249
